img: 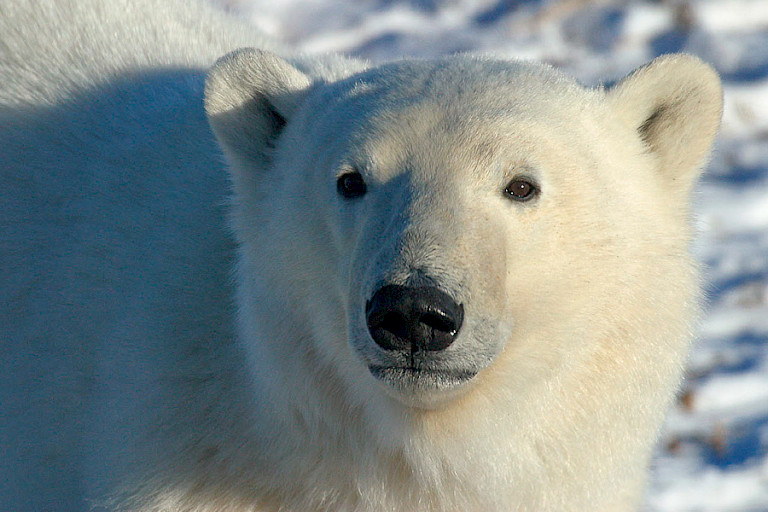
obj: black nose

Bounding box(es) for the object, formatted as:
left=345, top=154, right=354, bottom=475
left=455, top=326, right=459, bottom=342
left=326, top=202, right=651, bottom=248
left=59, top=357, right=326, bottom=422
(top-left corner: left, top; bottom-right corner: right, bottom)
left=366, top=284, right=464, bottom=352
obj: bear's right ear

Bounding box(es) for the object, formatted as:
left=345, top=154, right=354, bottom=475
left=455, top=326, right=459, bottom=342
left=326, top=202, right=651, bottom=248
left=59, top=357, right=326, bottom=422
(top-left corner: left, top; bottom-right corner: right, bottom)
left=204, top=48, right=312, bottom=170
left=605, top=54, right=722, bottom=196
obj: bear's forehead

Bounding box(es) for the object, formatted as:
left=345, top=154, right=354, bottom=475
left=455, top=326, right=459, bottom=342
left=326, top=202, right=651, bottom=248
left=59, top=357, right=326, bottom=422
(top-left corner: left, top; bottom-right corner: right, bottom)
left=299, top=57, right=601, bottom=154
left=311, top=57, right=592, bottom=122
left=297, top=57, right=602, bottom=176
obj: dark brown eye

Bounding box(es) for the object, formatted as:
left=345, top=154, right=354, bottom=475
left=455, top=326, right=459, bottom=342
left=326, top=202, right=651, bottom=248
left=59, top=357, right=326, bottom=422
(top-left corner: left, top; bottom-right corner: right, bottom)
left=337, top=171, right=367, bottom=199
left=504, top=178, right=537, bottom=202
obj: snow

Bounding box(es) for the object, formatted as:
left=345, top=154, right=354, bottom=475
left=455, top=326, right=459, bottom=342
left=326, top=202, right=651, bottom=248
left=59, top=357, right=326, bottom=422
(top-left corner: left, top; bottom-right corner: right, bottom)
left=698, top=0, right=768, bottom=33
left=221, top=0, right=768, bottom=509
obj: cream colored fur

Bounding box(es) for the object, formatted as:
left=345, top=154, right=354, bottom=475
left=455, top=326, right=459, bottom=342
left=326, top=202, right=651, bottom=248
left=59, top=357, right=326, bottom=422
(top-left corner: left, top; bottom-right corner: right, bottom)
left=1, top=0, right=722, bottom=511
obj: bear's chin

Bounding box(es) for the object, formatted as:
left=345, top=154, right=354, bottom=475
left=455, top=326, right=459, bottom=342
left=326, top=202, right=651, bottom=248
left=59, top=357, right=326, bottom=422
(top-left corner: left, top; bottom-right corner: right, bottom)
left=368, top=365, right=478, bottom=409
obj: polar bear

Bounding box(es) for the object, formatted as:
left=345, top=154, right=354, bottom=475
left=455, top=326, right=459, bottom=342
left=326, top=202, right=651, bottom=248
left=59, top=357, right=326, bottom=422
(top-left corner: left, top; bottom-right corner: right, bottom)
left=0, top=0, right=722, bottom=511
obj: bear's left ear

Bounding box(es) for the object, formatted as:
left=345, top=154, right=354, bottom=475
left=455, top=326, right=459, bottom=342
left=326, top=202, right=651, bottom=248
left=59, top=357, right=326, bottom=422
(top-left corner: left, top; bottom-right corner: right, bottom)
left=606, top=54, right=722, bottom=194
left=204, top=48, right=312, bottom=171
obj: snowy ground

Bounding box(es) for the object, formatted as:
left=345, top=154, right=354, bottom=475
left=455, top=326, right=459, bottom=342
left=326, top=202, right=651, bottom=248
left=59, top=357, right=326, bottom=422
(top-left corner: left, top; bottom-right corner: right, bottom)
left=219, top=0, right=768, bottom=509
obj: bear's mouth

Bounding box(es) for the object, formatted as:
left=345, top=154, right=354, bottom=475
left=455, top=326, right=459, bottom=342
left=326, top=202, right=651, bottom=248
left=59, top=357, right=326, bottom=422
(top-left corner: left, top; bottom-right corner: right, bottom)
left=368, top=365, right=477, bottom=391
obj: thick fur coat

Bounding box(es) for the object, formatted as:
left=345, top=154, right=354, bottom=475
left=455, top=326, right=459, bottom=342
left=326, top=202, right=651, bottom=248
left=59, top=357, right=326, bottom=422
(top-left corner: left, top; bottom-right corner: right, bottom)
left=1, top=0, right=722, bottom=511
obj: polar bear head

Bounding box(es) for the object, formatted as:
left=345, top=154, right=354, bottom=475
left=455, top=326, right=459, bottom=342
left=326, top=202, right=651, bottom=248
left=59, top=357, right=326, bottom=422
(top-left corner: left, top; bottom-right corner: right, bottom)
left=204, top=51, right=721, bottom=423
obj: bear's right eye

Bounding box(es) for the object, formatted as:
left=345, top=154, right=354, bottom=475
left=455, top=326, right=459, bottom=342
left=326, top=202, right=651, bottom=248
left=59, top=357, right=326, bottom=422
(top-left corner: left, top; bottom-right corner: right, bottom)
left=503, top=177, right=538, bottom=202
left=337, top=171, right=367, bottom=199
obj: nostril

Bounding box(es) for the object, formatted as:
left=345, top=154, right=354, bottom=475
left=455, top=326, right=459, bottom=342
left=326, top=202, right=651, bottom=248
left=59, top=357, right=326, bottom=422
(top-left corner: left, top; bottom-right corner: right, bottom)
left=420, top=311, right=457, bottom=335
left=378, top=311, right=409, bottom=340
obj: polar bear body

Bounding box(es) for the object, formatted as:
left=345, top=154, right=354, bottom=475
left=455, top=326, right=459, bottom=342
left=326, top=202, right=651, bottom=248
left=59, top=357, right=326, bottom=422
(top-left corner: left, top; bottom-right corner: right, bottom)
left=1, top=1, right=721, bottom=511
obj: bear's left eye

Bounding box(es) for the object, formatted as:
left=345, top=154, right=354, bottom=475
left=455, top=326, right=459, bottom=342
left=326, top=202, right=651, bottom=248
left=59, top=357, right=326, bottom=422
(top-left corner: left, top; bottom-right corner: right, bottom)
left=503, top=177, right=538, bottom=202
left=337, top=171, right=367, bottom=199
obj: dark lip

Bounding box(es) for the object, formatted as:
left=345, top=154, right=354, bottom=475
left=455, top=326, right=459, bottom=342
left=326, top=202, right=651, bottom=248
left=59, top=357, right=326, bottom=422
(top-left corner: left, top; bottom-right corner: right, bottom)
left=368, top=365, right=477, bottom=384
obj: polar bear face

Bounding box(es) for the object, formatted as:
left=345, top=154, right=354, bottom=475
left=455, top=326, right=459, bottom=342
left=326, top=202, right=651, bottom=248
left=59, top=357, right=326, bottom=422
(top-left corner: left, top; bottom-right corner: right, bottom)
left=205, top=52, right=721, bottom=413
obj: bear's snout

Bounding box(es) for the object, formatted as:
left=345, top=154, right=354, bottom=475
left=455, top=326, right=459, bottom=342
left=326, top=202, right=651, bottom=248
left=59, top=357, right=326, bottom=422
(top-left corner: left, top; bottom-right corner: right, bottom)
left=365, top=285, right=464, bottom=353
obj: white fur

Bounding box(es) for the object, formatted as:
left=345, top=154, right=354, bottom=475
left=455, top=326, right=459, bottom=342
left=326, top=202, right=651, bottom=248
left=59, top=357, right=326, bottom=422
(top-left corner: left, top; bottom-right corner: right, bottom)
left=1, top=1, right=722, bottom=511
